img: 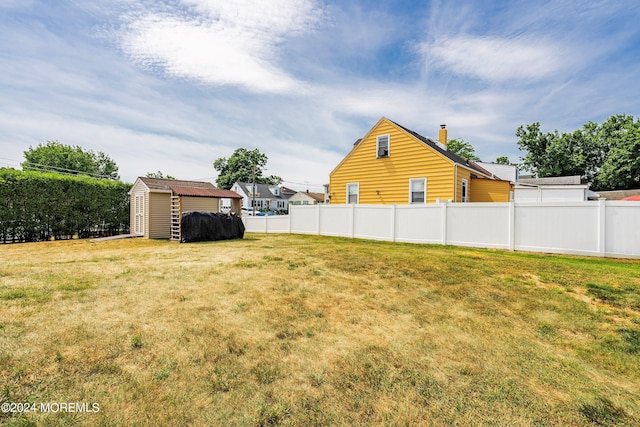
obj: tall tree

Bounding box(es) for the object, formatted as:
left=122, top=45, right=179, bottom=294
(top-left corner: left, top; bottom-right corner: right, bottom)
left=22, top=141, right=119, bottom=180
left=213, top=148, right=281, bottom=190
left=146, top=171, right=176, bottom=179
left=596, top=117, right=640, bottom=190
left=446, top=138, right=480, bottom=161
left=516, top=114, right=640, bottom=190
left=495, top=156, right=512, bottom=165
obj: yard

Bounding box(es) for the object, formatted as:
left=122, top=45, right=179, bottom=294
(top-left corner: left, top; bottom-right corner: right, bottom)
left=1, top=234, right=639, bottom=426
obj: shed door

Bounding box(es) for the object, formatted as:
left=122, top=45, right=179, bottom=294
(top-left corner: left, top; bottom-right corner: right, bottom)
left=134, top=193, right=145, bottom=235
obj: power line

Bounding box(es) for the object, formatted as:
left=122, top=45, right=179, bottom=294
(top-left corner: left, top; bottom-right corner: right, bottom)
left=0, top=156, right=117, bottom=179
left=21, top=162, right=116, bottom=179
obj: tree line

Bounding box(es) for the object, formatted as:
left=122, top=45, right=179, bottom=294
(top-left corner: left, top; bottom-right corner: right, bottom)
left=516, top=114, right=639, bottom=190
left=447, top=114, right=639, bottom=191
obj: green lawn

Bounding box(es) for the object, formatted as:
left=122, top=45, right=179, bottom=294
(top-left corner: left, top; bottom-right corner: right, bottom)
left=1, top=234, right=639, bottom=426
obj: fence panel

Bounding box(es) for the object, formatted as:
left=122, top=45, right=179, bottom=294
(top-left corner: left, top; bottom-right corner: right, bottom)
left=446, top=203, right=510, bottom=249
left=605, top=202, right=640, bottom=257
left=318, top=205, right=352, bottom=237
left=395, top=205, right=443, bottom=243
left=244, top=201, right=640, bottom=259
left=290, top=206, right=319, bottom=234
left=514, top=203, right=599, bottom=256
left=353, top=205, right=394, bottom=240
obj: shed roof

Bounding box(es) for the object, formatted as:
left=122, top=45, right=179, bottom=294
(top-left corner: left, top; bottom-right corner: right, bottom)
left=137, top=177, right=242, bottom=198
left=170, top=186, right=243, bottom=199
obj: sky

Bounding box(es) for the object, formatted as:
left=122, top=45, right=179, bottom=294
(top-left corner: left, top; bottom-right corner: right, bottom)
left=1, top=0, right=639, bottom=191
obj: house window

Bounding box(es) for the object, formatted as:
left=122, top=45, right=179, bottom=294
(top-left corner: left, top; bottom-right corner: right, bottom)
left=376, top=134, right=389, bottom=158
left=409, top=178, right=426, bottom=204
left=461, top=179, right=469, bottom=202
left=347, top=183, right=359, bottom=204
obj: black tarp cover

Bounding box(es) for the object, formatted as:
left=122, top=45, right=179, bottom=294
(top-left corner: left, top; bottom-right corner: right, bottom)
left=180, top=211, right=245, bottom=243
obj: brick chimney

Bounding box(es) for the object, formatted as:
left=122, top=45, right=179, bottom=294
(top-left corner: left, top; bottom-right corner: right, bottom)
left=438, top=124, right=447, bottom=148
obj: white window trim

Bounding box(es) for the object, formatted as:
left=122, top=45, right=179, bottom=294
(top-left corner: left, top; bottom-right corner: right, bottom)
left=346, top=182, right=359, bottom=204
left=376, top=134, right=390, bottom=158
left=461, top=178, right=469, bottom=202
left=409, top=178, right=427, bottom=204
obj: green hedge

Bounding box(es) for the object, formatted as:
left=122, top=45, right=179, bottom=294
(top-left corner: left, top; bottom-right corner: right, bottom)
left=0, top=168, right=131, bottom=243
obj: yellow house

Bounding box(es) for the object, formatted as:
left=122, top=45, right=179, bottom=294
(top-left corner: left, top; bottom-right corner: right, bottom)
left=329, top=117, right=512, bottom=204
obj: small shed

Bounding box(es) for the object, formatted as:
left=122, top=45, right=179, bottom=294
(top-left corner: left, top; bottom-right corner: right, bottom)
left=129, top=177, right=243, bottom=240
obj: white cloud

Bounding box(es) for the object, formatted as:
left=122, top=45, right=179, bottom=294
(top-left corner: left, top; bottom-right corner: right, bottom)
left=422, top=35, right=570, bottom=82
left=114, top=0, right=321, bottom=93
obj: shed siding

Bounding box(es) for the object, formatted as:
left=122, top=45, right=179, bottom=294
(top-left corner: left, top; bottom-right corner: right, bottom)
left=470, top=178, right=512, bottom=202
left=181, top=196, right=219, bottom=213
left=330, top=119, right=455, bottom=204
left=148, top=192, right=171, bottom=239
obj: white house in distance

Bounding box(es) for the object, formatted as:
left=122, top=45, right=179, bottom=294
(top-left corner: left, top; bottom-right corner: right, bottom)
left=224, top=182, right=295, bottom=213
left=476, top=162, right=519, bottom=183
left=288, top=190, right=325, bottom=206
left=515, top=176, right=598, bottom=202
left=476, top=162, right=597, bottom=202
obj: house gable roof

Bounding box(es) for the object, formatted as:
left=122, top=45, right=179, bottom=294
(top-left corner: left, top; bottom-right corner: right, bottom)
left=234, top=181, right=291, bottom=200
left=388, top=119, right=497, bottom=178
left=306, top=192, right=325, bottom=202
left=330, top=117, right=501, bottom=180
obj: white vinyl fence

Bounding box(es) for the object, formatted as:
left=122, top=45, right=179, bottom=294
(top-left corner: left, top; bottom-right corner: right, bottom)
left=243, top=201, right=640, bottom=258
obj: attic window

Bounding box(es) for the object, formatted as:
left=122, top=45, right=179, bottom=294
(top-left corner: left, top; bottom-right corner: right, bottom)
left=376, top=134, right=389, bottom=158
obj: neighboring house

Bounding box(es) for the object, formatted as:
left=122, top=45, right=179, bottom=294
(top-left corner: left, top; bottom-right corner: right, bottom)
left=514, top=176, right=598, bottom=202
left=229, top=182, right=295, bottom=213
left=129, top=177, right=242, bottom=240
left=288, top=190, right=325, bottom=205
left=476, top=162, right=519, bottom=183
left=329, top=117, right=512, bottom=204
left=596, top=189, right=640, bottom=200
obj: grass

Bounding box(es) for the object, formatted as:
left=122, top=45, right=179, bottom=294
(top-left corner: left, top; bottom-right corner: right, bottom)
left=1, top=234, right=639, bottom=426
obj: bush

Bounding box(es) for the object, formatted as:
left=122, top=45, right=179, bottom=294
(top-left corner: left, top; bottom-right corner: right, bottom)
left=0, top=168, right=130, bottom=242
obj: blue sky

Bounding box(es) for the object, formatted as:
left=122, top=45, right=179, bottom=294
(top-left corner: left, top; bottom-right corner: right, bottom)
left=1, top=0, right=639, bottom=190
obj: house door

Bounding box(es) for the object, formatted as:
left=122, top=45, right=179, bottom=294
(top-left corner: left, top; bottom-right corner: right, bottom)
left=134, top=193, right=145, bottom=235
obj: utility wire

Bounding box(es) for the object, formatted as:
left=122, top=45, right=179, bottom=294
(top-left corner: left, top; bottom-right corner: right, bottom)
left=0, top=156, right=116, bottom=179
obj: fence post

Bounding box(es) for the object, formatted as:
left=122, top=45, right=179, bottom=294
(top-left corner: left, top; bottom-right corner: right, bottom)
left=598, top=198, right=606, bottom=257
left=264, top=213, right=268, bottom=233
left=508, top=202, right=515, bottom=251
left=317, top=205, right=321, bottom=235
left=350, top=204, right=355, bottom=238
left=441, top=202, right=447, bottom=245
left=391, top=204, right=397, bottom=242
